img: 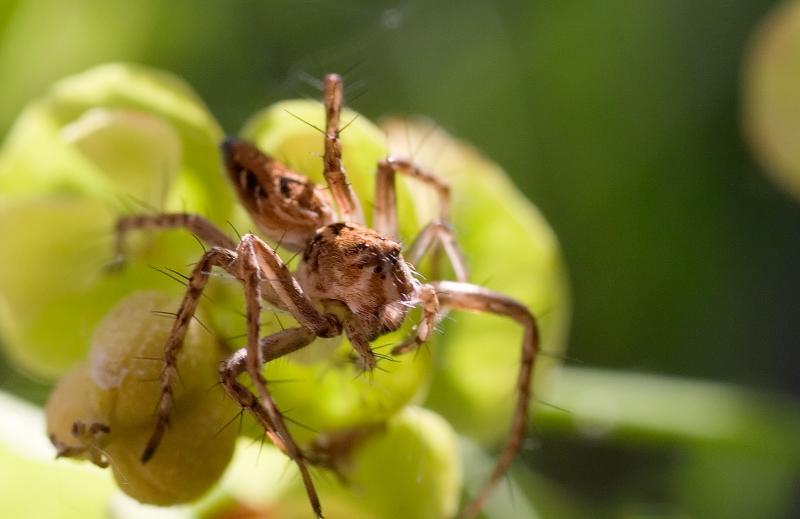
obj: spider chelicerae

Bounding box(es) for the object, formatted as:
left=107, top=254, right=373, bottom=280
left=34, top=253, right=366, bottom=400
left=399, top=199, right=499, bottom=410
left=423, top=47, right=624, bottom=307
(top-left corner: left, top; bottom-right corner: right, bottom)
left=113, top=73, right=540, bottom=519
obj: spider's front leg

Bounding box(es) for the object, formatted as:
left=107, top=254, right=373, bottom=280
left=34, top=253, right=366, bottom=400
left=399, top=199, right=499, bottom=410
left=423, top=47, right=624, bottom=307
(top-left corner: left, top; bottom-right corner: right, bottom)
left=427, top=280, right=539, bottom=519
left=109, top=210, right=242, bottom=461
left=219, top=327, right=322, bottom=517
left=136, top=231, right=337, bottom=462
left=142, top=233, right=339, bottom=517
left=389, top=278, right=539, bottom=518
left=140, top=246, right=238, bottom=462
left=234, top=234, right=346, bottom=518
left=233, top=233, right=340, bottom=451
left=391, top=283, right=440, bottom=356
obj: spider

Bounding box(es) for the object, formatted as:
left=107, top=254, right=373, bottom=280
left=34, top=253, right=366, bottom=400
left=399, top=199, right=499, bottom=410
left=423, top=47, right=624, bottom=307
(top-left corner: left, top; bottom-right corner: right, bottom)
left=114, top=74, right=540, bottom=519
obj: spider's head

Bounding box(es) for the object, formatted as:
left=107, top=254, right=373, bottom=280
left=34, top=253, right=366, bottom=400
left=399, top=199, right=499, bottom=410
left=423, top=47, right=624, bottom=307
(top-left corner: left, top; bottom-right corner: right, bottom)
left=296, top=222, right=419, bottom=339
left=220, top=138, right=335, bottom=251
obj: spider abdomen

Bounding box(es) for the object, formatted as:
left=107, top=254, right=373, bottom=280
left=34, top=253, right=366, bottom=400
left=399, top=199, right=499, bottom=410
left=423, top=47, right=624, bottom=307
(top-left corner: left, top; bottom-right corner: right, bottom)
left=221, top=138, right=335, bottom=251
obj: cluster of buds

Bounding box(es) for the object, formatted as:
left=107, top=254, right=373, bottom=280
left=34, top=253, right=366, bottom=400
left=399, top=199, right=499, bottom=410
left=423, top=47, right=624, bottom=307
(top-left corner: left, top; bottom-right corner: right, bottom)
left=0, top=64, right=569, bottom=518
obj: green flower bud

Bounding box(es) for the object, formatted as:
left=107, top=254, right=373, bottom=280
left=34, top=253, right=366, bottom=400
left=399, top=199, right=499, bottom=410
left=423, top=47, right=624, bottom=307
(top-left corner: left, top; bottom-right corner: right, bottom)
left=45, top=362, right=110, bottom=464
left=342, top=406, right=462, bottom=519
left=0, top=197, right=116, bottom=378
left=744, top=0, right=800, bottom=201
left=216, top=406, right=460, bottom=519
left=105, top=385, right=238, bottom=506
left=46, top=291, right=237, bottom=506
left=0, top=63, right=235, bottom=379
left=88, top=291, right=219, bottom=429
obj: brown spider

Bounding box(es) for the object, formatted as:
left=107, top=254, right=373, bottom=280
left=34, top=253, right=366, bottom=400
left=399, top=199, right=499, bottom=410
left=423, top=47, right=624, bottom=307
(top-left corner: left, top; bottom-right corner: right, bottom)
left=114, top=74, right=539, bottom=519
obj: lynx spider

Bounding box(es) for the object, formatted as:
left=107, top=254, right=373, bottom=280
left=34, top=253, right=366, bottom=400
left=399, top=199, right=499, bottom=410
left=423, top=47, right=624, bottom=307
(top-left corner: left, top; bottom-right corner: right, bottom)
left=114, top=74, right=540, bottom=519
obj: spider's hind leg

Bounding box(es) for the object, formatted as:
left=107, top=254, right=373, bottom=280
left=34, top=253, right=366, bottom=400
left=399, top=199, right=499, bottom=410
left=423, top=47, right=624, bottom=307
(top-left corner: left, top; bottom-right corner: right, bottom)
left=372, top=158, right=468, bottom=281
left=112, top=213, right=235, bottom=270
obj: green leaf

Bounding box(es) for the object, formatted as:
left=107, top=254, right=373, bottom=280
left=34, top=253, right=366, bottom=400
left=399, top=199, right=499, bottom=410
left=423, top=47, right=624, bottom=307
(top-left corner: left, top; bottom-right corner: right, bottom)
left=534, top=367, right=800, bottom=518
left=536, top=366, right=800, bottom=460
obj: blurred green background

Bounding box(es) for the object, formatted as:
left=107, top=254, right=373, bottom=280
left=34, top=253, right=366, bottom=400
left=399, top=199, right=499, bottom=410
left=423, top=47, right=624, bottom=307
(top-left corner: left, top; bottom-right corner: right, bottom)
left=1, top=0, right=799, bottom=517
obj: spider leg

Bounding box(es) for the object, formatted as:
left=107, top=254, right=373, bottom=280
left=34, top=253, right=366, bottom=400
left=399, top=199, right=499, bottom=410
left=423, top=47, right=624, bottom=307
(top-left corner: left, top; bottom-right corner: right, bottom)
left=145, top=232, right=338, bottom=515
left=115, top=212, right=297, bottom=312
left=372, top=158, right=466, bottom=281
left=344, top=322, right=378, bottom=372
left=236, top=236, right=308, bottom=456
left=141, top=246, right=238, bottom=462
left=405, top=221, right=468, bottom=282
left=373, top=157, right=450, bottom=241
left=391, top=284, right=440, bottom=355
left=429, top=280, right=539, bottom=519
left=323, top=73, right=364, bottom=224
left=219, top=327, right=322, bottom=518
left=238, top=234, right=341, bottom=337
left=233, top=234, right=346, bottom=517
left=113, top=212, right=236, bottom=268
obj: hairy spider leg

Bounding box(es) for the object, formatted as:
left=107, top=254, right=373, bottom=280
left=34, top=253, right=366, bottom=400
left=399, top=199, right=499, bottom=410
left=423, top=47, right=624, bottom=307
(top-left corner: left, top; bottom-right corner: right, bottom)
left=373, top=157, right=450, bottom=241
left=373, top=157, right=467, bottom=282
left=136, top=233, right=340, bottom=517
left=405, top=221, right=468, bottom=283
left=219, top=326, right=321, bottom=517
left=140, top=247, right=238, bottom=463
left=234, top=234, right=343, bottom=518
left=372, top=158, right=468, bottom=350
left=113, top=213, right=236, bottom=267
left=323, top=73, right=364, bottom=224
left=429, top=280, right=539, bottom=519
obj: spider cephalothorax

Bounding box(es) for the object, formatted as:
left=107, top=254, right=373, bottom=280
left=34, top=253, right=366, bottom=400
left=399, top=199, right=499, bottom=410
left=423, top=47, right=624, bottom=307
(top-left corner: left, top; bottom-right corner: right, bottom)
left=297, top=222, right=418, bottom=344
left=222, top=132, right=421, bottom=367
left=113, top=73, right=540, bottom=519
